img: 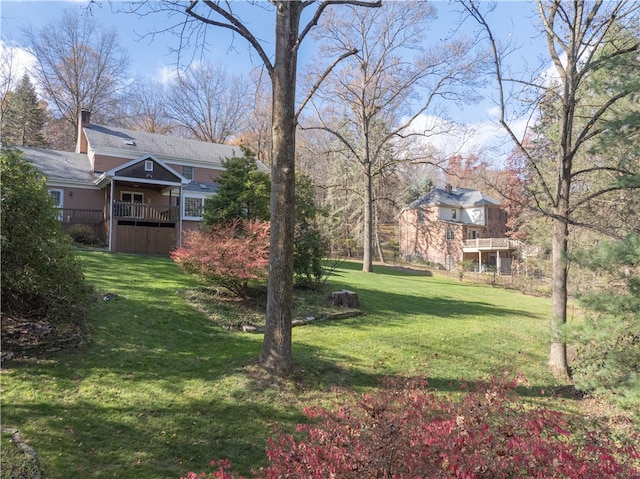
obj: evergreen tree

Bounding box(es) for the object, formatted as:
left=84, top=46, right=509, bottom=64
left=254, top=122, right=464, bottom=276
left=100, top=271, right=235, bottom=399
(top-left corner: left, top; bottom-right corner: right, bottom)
left=202, top=149, right=271, bottom=226
left=1, top=74, right=47, bottom=147
left=403, top=176, right=435, bottom=205
left=571, top=234, right=640, bottom=415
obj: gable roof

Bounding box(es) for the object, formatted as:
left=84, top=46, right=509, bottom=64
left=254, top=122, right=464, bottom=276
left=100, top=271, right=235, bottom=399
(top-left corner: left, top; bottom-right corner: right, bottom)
left=407, top=186, right=501, bottom=209
left=19, top=147, right=99, bottom=187
left=84, top=124, right=242, bottom=167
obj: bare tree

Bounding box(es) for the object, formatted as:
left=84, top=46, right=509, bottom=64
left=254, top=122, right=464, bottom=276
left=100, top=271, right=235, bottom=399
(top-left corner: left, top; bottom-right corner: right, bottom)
left=135, top=0, right=381, bottom=373
left=462, top=0, right=640, bottom=378
left=0, top=43, right=21, bottom=144
left=164, top=62, right=250, bottom=143
left=122, top=78, right=174, bottom=134
left=25, top=8, right=129, bottom=140
left=236, top=68, right=273, bottom=166
left=302, top=1, right=485, bottom=272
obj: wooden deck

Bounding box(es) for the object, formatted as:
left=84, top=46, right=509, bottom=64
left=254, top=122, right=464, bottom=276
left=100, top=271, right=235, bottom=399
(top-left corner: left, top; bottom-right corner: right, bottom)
left=112, top=201, right=179, bottom=223
left=462, top=238, right=519, bottom=251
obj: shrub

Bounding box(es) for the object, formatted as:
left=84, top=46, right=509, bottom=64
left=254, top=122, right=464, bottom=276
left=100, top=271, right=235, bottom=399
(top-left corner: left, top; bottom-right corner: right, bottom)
left=171, top=220, right=270, bottom=298
left=182, top=376, right=640, bottom=479
left=293, top=175, right=330, bottom=288
left=68, top=224, right=104, bottom=247
left=1, top=148, right=92, bottom=324
left=456, top=259, right=476, bottom=281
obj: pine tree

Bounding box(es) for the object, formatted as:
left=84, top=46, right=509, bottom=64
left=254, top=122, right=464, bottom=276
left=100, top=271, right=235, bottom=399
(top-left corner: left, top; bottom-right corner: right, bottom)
left=202, top=149, right=271, bottom=226
left=571, top=234, right=640, bottom=414
left=2, top=74, right=47, bottom=148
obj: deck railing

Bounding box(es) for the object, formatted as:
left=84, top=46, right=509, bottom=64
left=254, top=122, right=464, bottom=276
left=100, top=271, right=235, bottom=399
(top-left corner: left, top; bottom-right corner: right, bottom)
left=112, top=201, right=180, bottom=223
left=58, top=208, right=104, bottom=225
left=462, top=238, right=519, bottom=250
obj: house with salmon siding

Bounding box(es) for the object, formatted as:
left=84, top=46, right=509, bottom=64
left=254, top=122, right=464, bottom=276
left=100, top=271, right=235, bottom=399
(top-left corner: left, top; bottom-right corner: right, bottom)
left=20, top=110, right=252, bottom=255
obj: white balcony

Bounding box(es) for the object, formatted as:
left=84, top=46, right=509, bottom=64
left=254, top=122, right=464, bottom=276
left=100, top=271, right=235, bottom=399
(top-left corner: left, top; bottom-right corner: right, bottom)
left=462, top=238, right=519, bottom=252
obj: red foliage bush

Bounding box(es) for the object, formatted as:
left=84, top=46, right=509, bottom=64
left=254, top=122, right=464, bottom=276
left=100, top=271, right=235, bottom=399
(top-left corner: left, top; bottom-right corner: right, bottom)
left=181, top=376, right=640, bottom=479
left=171, top=220, right=269, bottom=298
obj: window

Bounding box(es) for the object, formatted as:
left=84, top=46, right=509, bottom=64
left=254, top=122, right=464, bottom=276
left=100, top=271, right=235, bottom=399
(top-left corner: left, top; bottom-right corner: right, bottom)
left=184, top=197, right=204, bottom=219
left=145, top=160, right=154, bottom=171
left=48, top=189, right=63, bottom=208
left=48, top=189, right=63, bottom=220
left=119, top=192, right=144, bottom=218
left=446, top=229, right=455, bottom=240
left=182, top=166, right=194, bottom=181
left=451, top=209, right=457, bottom=220
left=121, top=192, right=143, bottom=203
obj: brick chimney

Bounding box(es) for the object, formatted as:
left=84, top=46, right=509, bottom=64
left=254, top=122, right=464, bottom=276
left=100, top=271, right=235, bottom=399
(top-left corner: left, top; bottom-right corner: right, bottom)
left=444, top=184, right=453, bottom=194
left=76, top=109, right=91, bottom=154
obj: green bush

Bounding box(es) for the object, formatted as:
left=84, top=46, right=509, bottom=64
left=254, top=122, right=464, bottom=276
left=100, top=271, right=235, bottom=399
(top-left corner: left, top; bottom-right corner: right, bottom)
left=0, top=148, right=92, bottom=324
left=68, top=224, right=104, bottom=247
left=293, top=175, right=330, bottom=288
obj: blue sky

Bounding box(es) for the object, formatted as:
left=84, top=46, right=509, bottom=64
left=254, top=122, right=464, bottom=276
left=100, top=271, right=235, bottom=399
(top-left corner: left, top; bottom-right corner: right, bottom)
left=1, top=0, right=547, bottom=161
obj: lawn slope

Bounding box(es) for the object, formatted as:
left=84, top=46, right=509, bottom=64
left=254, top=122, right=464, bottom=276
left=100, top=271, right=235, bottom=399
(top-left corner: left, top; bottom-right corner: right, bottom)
left=1, top=252, right=563, bottom=478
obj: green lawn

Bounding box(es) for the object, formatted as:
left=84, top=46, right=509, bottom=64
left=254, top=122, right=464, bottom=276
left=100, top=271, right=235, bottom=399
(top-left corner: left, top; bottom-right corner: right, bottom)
left=1, top=251, right=568, bottom=478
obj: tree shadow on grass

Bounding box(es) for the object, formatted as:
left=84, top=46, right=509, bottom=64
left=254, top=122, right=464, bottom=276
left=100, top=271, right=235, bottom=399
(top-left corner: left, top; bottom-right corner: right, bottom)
left=317, top=286, right=542, bottom=326
left=2, top=297, right=578, bottom=479
left=6, top=395, right=304, bottom=478
left=1, top=252, right=572, bottom=478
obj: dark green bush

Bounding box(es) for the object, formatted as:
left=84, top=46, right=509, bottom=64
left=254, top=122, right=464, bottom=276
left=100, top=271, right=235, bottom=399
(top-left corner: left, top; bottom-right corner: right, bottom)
left=68, top=224, right=104, bottom=247
left=1, top=148, right=92, bottom=324
left=293, top=175, right=330, bottom=288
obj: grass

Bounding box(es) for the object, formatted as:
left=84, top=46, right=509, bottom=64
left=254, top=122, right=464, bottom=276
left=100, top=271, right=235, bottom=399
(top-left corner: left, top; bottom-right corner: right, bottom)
left=1, top=251, right=573, bottom=478
left=1, top=430, right=39, bottom=479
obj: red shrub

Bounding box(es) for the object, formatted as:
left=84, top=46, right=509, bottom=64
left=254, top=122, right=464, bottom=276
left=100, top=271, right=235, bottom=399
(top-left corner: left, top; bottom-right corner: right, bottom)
left=181, top=376, right=640, bottom=479
left=171, top=220, right=269, bottom=298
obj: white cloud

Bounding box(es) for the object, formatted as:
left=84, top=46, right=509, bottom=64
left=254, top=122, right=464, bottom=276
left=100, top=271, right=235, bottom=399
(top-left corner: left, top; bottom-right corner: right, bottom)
left=154, top=65, right=178, bottom=85
left=0, top=39, right=38, bottom=89
left=405, top=112, right=532, bottom=166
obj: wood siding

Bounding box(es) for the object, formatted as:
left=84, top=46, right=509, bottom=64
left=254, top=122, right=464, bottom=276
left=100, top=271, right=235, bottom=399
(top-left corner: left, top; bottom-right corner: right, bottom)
left=113, top=221, right=177, bottom=255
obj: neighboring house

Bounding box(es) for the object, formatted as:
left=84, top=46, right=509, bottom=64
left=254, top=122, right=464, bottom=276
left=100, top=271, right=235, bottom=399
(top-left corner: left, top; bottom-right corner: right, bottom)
left=398, top=184, right=519, bottom=273
left=21, top=109, right=252, bottom=255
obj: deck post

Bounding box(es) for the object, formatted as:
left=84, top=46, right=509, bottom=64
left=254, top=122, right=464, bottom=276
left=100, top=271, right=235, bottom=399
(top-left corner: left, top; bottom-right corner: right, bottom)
left=178, top=185, right=183, bottom=248
left=108, top=180, right=114, bottom=252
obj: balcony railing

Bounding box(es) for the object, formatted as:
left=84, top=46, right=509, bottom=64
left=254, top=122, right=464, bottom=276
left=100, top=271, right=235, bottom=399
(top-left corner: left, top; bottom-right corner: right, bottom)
left=58, top=208, right=104, bottom=224
left=463, top=238, right=519, bottom=250
left=112, top=201, right=179, bottom=223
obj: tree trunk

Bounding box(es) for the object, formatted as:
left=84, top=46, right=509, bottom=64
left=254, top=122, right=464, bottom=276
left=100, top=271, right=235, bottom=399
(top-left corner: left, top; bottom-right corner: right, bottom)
left=374, top=201, right=385, bottom=264
left=549, top=207, right=571, bottom=379
left=259, top=1, right=301, bottom=374
left=362, top=160, right=374, bottom=272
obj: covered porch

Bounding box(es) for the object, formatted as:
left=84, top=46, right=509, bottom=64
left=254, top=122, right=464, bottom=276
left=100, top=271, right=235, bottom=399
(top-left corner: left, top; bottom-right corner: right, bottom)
left=462, top=238, right=519, bottom=274
left=95, top=155, right=189, bottom=255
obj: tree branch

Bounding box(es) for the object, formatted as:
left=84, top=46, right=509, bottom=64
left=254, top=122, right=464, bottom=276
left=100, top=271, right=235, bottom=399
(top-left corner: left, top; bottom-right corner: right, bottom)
left=186, top=0, right=274, bottom=74
left=297, top=0, right=381, bottom=49
left=296, top=48, right=359, bottom=121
